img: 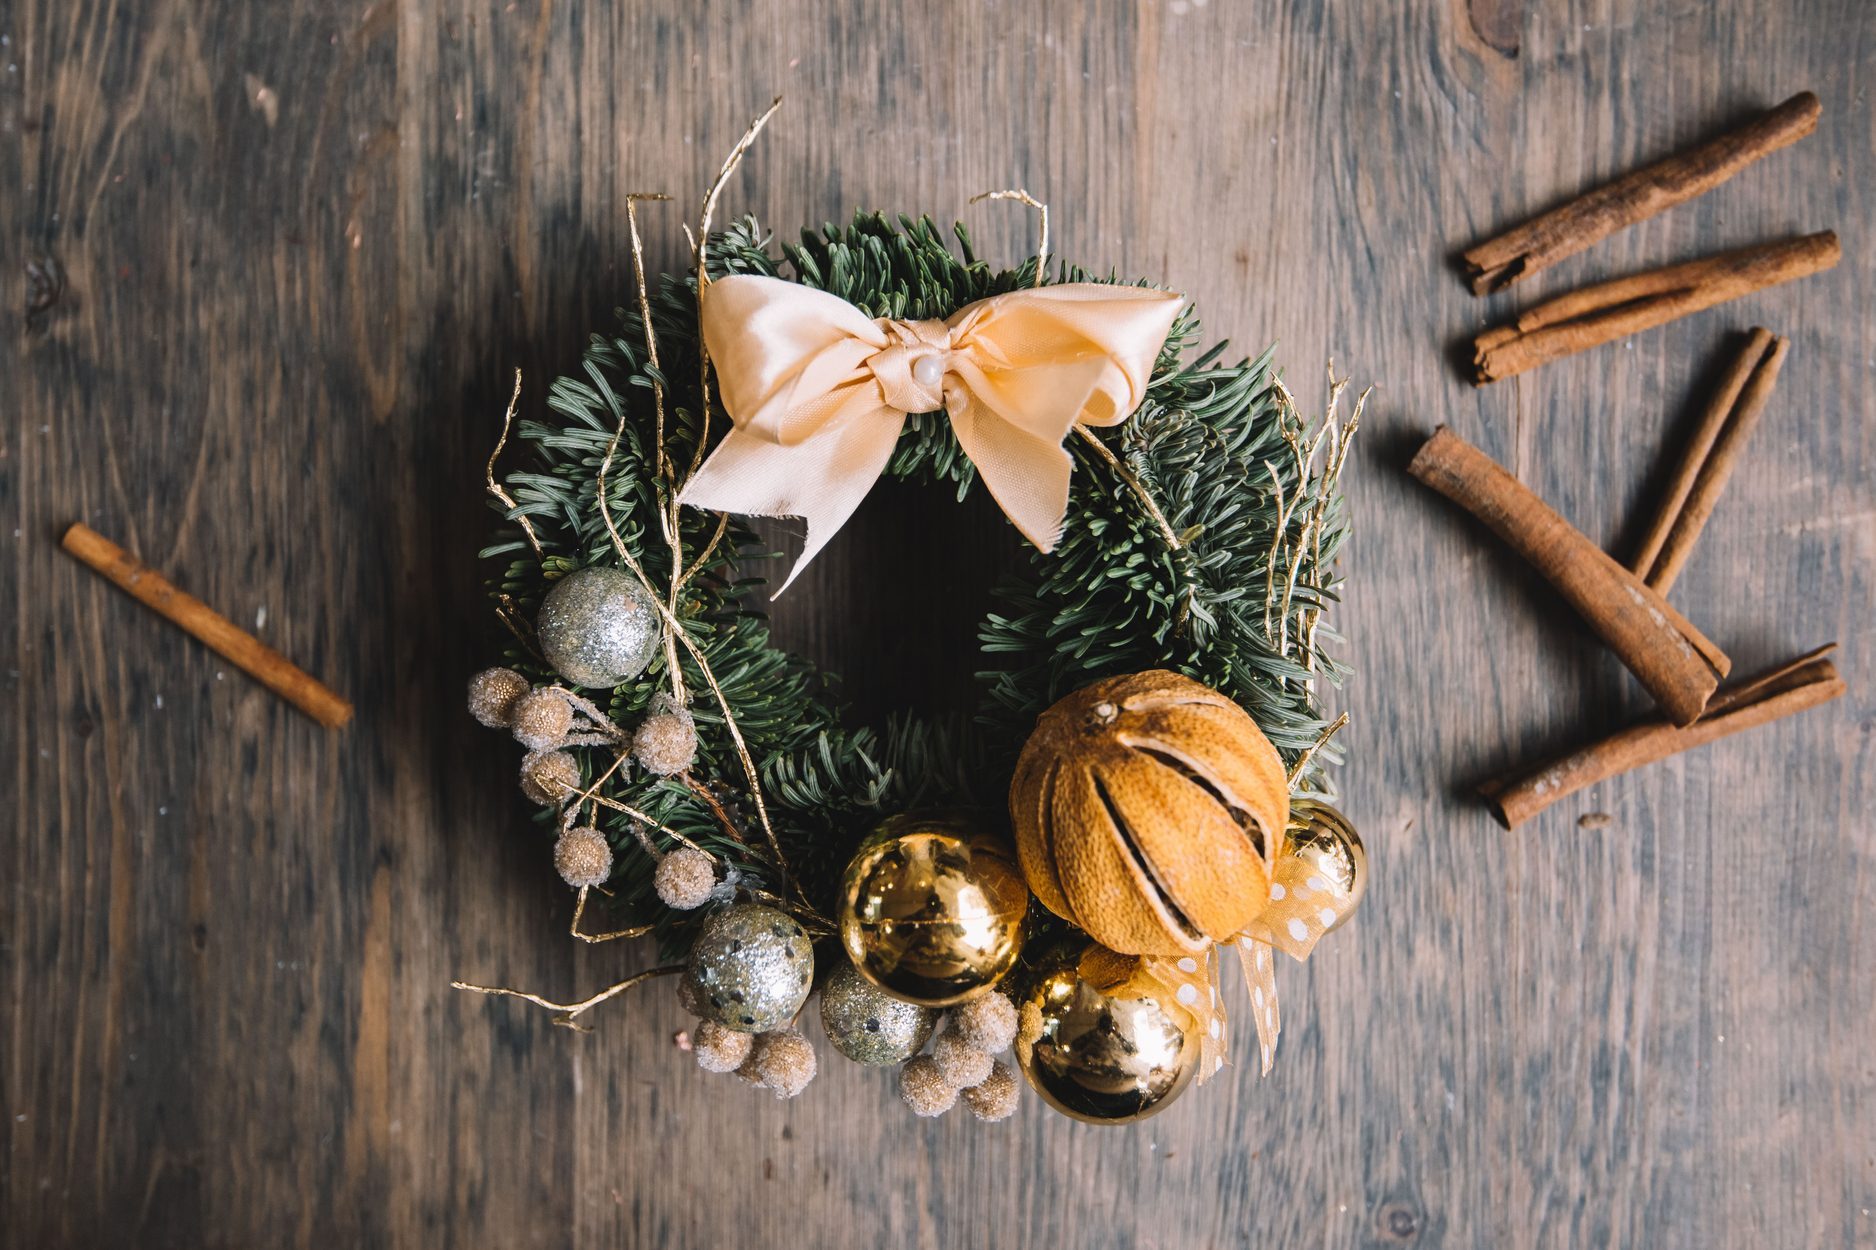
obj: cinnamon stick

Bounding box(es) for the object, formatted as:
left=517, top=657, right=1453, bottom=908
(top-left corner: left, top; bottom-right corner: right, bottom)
left=1461, top=92, right=1822, bottom=294
left=1470, top=232, right=1839, bottom=383
left=61, top=522, right=353, bottom=729
left=1409, top=427, right=1728, bottom=726
left=1479, top=645, right=1844, bottom=829
left=1630, top=328, right=1789, bottom=593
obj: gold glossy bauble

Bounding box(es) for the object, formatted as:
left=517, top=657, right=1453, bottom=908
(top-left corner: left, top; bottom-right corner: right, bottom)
left=1013, top=940, right=1198, bottom=1124
left=838, top=815, right=1030, bottom=1007
left=1283, top=798, right=1367, bottom=931
left=1009, top=669, right=1290, bottom=957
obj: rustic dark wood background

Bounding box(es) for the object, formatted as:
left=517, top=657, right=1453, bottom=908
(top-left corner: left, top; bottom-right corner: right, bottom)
left=5, top=1, right=1872, bottom=1246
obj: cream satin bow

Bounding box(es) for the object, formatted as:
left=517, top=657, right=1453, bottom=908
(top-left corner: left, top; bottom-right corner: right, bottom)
left=676, top=275, right=1184, bottom=591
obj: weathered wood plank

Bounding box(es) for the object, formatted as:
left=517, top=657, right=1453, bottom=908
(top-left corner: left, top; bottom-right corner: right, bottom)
left=5, top=2, right=1871, bottom=1247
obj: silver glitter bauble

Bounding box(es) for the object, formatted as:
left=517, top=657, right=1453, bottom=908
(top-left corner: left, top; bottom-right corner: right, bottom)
left=683, top=904, right=814, bottom=1033
left=819, top=963, right=938, bottom=1066
left=535, top=566, right=661, bottom=689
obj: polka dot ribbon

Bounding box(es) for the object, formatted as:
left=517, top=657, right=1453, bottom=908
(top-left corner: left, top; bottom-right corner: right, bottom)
left=1234, top=834, right=1361, bottom=1075
left=1139, top=948, right=1230, bottom=1081
left=1139, top=831, right=1361, bottom=1081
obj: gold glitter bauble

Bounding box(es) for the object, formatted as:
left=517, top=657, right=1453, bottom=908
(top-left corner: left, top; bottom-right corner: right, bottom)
left=510, top=688, right=575, bottom=752
left=1283, top=798, right=1367, bottom=932
left=838, top=815, right=1029, bottom=1008
left=899, top=1054, right=958, bottom=1117
left=1009, top=669, right=1290, bottom=958
left=692, top=1020, right=752, bottom=1073
left=749, top=1028, right=817, bottom=1099
left=654, top=847, right=717, bottom=910
left=466, top=667, right=531, bottom=728
left=553, top=826, right=613, bottom=888
left=962, top=1059, right=1021, bottom=1122
left=519, top=750, right=581, bottom=806
left=632, top=709, right=698, bottom=776
left=1012, top=940, right=1198, bottom=1125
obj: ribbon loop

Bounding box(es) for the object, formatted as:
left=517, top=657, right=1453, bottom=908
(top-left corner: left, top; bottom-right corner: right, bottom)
left=676, top=274, right=1182, bottom=593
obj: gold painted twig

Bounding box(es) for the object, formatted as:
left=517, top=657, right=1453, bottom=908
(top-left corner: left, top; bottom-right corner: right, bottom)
left=485, top=368, right=544, bottom=560
left=569, top=885, right=654, bottom=945
left=621, top=191, right=692, bottom=708
left=971, top=187, right=1050, bottom=287
left=453, top=965, right=683, bottom=1031
left=691, top=97, right=783, bottom=487
left=1074, top=426, right=1184, bottom=554
left=1287, top=712, right=1350, bottom=790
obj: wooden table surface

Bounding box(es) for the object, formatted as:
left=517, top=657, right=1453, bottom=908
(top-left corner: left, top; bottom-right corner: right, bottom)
left=6, top=2, right=1872, bottom=1246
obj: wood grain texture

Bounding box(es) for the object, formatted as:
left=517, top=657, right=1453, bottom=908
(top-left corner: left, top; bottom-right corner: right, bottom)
left=4, top=2, right=1872, bottom=1247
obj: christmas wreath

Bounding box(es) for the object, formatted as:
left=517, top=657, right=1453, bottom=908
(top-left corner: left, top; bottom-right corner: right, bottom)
left=459, top=116, right=1365, bottom=1125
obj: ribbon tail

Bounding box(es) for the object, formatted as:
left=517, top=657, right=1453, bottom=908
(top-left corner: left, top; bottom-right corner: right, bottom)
left=676, top=405, right=908, bottom=596
left=1133, top=951, right=1229, bottom=1086
left=1237, top=935, right=1281, bottom=1077
left=1195, top=945, right=1228, bottom=1084
left=946, top=393, right=1077, bottom=552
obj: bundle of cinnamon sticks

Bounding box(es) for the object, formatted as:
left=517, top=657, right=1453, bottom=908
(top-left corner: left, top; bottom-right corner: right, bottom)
left=1415, top=92, right=1849, bottom=827
left=1462, top=92, right=1840, bottom=382
left=1411, top=397, right=1843, bottom=828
